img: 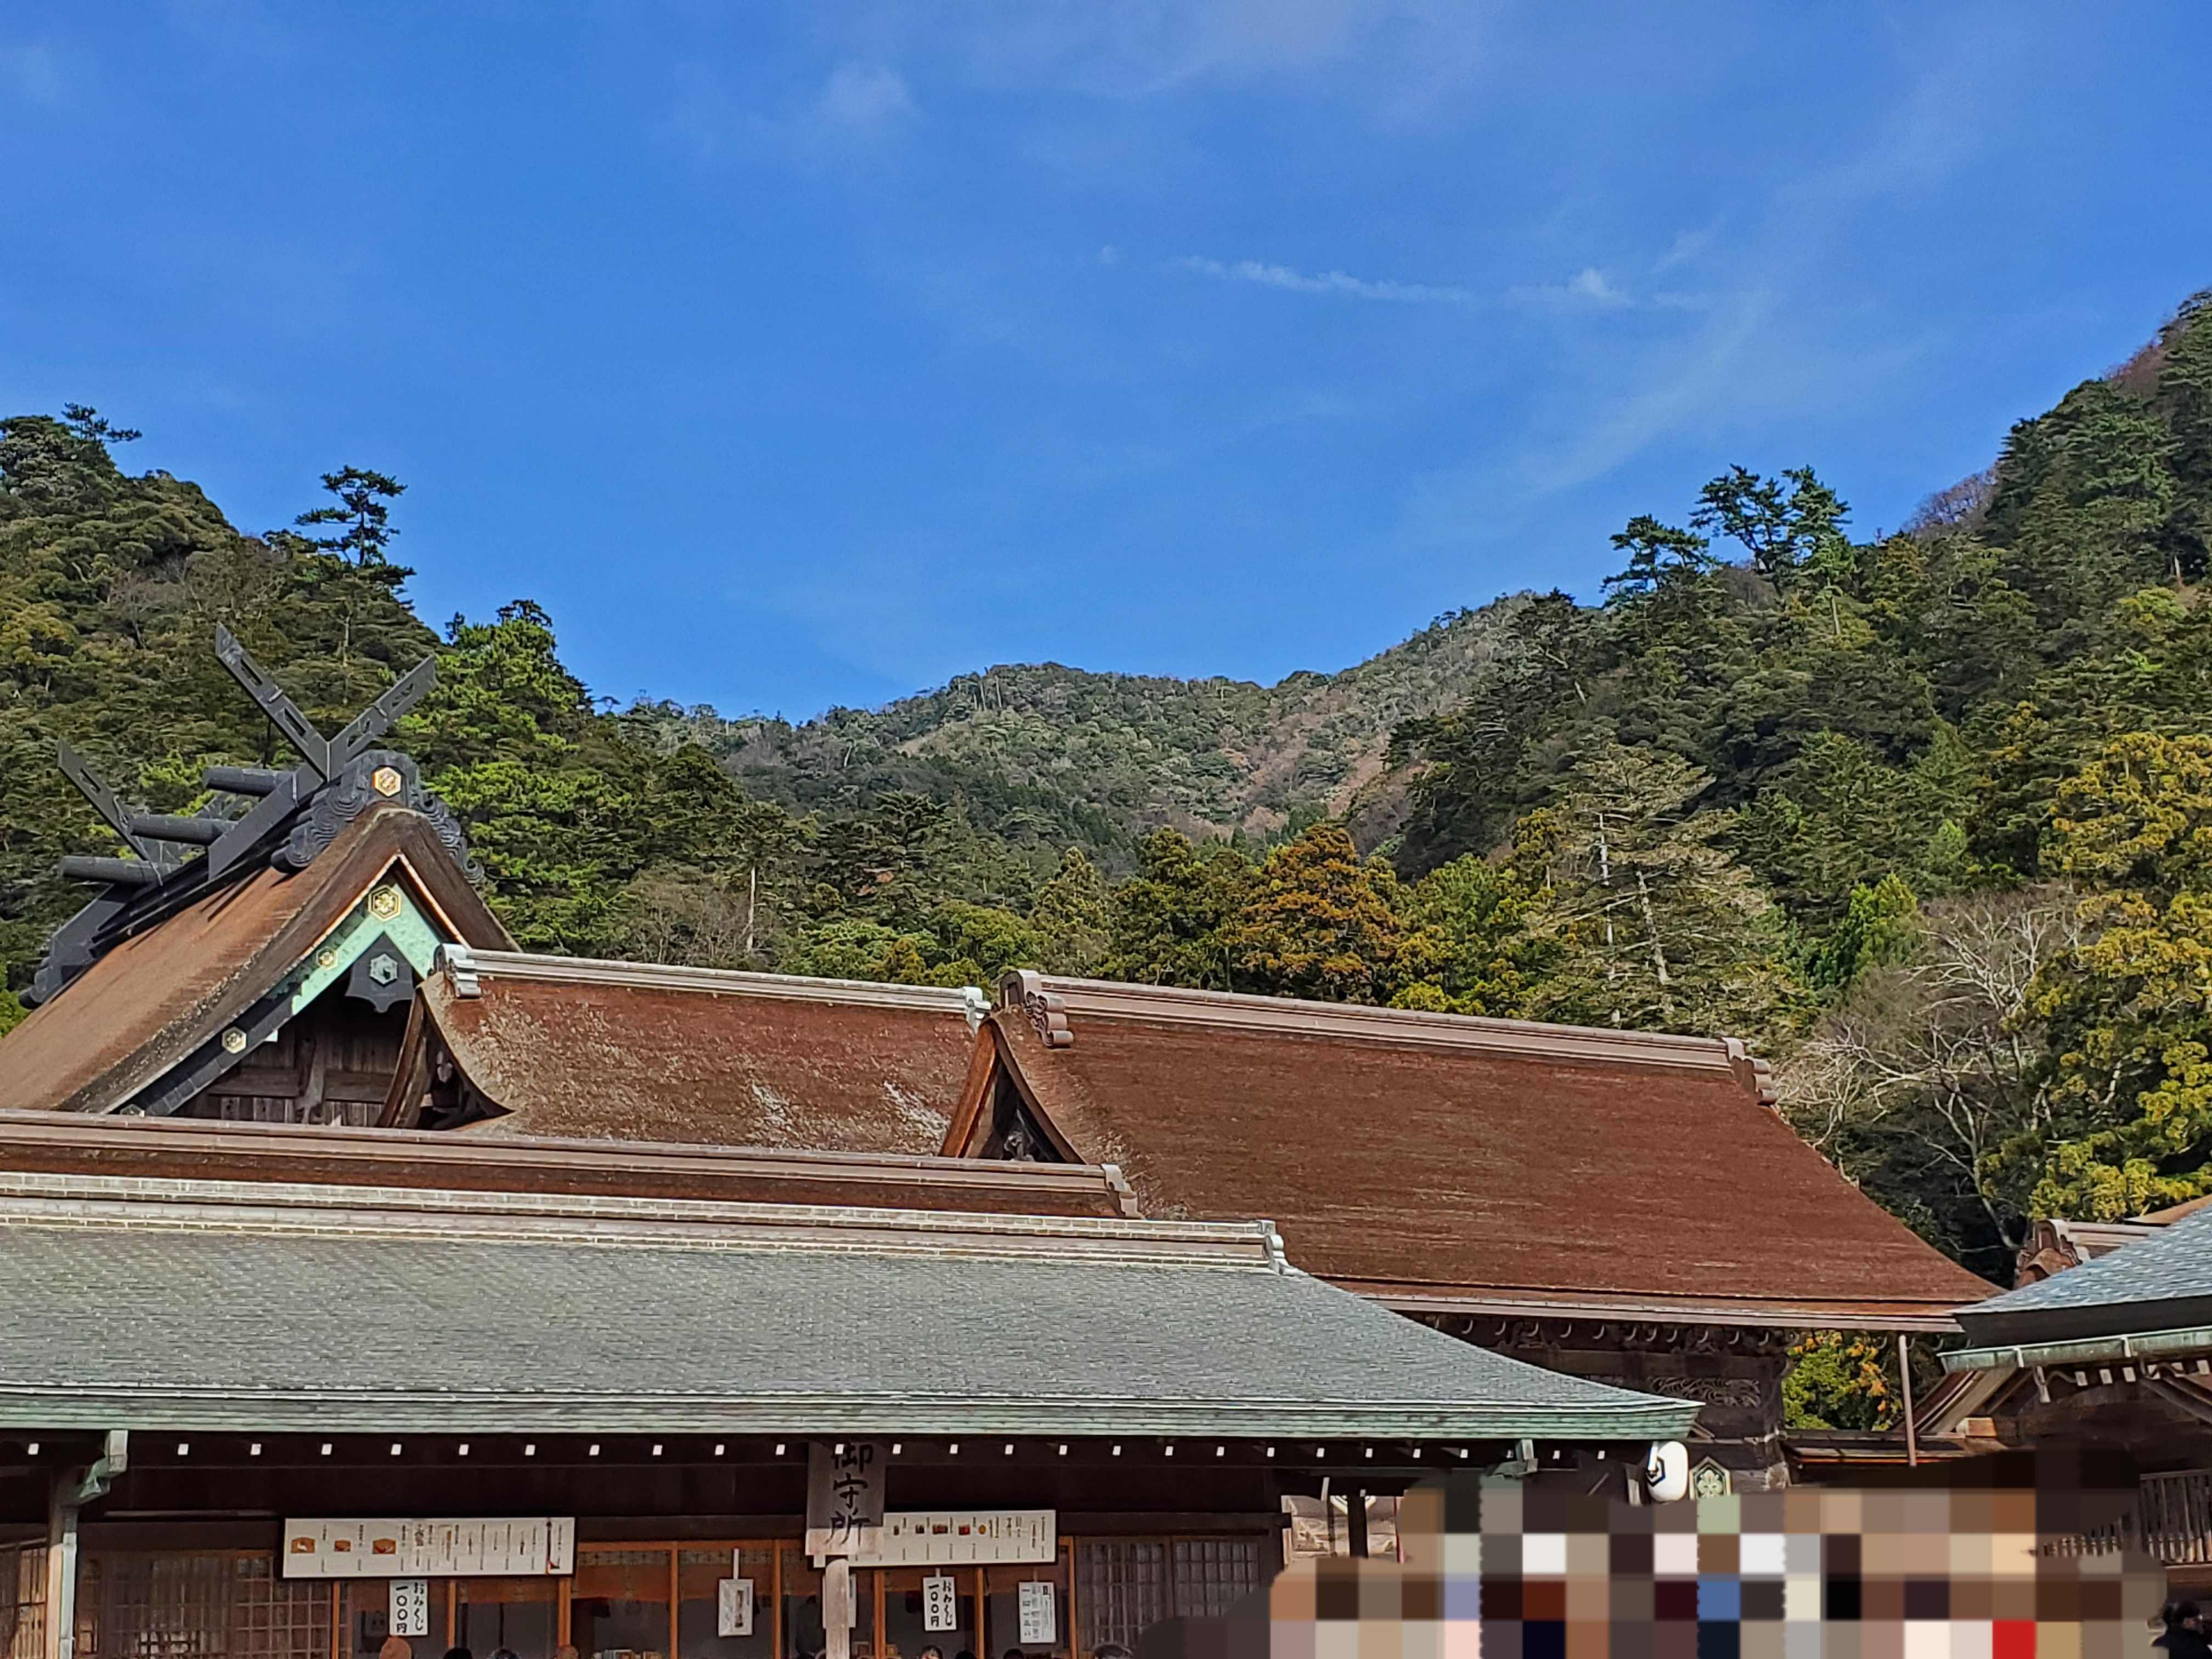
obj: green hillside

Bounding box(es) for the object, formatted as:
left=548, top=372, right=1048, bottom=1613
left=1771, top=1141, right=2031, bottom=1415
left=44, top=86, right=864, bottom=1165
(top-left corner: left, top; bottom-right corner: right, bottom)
left=7, top=290, right=2212, bottom=1290
left=642, top=596, right=1536, bottom=851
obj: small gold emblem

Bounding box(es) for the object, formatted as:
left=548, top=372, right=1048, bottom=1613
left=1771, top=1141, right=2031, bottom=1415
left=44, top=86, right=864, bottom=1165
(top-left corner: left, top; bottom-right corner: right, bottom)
left=220, top=1028, right=247, bottom=1054
left=370, top=765, right=404, bottom=797
left=317, top=947, right=338, bottom=970
left=368, top=885, right=403, bottom=921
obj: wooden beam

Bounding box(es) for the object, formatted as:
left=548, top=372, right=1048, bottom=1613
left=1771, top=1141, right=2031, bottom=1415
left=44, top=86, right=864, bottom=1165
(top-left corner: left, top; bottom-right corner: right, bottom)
left=1898, top=1334, right=1920, bottom=1468
left=297, top=1012, right=330, bottom=1124
left=942, top=1023, right=1004, bottom=1158
left=1346, top=1491, right=1370, bottom=1559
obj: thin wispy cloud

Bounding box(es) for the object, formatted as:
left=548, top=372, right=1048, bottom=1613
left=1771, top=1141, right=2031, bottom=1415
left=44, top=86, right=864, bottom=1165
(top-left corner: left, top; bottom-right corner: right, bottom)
left=1515, top=266, right=1633, bottom=309
left=655, top=60, right=915, bottom=167
left=1172, top=255, right=1479, bottom=305
left=930, top=0, right=1494, bottom=103
left=1655, top=229, right=1712, bottom=273
left=818, top=62, right=913, bottom=130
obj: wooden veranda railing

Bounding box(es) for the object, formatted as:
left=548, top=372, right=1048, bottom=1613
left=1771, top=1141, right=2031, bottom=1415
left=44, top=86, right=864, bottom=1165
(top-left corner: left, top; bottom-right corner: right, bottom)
left=2142, top=1468, right=2212, bottom=1566
left=2036, top=1469, right=2212, bottom=1566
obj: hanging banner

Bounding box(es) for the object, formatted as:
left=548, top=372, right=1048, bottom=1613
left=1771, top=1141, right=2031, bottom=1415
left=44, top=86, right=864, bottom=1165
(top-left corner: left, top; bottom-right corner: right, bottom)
left=921, top=1576, right=960, bottom=1634
left=804, top=1443, right=885, bottom=1557
left=281, top=1519, right=575, bottom=1578
left=1017, top=1582, right=1056, bottom=1645
left=717, top=1579, right=754, bottom=1638
left=851, top=1512, right=1056, bottom=1566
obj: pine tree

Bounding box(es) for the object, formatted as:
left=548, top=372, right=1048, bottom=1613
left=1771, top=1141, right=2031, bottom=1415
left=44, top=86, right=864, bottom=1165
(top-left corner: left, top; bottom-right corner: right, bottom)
left=1522, top=744, right=1801, bottom=1039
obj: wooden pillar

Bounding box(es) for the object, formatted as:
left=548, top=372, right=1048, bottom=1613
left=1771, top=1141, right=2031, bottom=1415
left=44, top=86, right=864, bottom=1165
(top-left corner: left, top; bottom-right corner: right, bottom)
left=43, top=1477, right=80, bottom=1659
left=1346, top=1493, right=1370, bottom=1560
left=1897, top=1334, right=1920, bottom=1468
left=824, top=1560, right=854, bottom=1659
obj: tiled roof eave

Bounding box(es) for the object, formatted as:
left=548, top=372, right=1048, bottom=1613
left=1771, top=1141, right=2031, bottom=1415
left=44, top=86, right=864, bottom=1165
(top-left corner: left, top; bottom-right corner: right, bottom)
left=1364, top=1288, right=1971, bottom=1334
left=1942, top=1322, right=2212, bottom=1374
left=0, top=1386, right=1700, bottom=1443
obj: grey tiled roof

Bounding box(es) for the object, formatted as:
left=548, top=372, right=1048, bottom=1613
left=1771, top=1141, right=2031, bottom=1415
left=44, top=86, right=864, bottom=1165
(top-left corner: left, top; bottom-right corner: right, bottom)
left=1956, top=1202, right=2212, bottom=1346
left=0, top=1173, right=1694, bottom=1442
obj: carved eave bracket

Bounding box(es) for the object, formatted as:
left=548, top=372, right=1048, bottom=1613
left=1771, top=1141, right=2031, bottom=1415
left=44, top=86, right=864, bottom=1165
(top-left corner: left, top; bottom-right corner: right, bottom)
left=1418, top=1312, right=1793, bottom=1360
left=274, top=749, right=477, bottom=882
left=1723, top=1036, right=1779, bottom=1108
left=1002, top=968, right=1073, bottom=1048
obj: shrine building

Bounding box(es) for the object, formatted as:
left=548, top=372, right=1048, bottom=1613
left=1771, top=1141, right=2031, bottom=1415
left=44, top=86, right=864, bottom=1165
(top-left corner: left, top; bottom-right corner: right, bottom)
left=0, top=1109, right=1695, bottom=1659
left=0, top=632, right=1991, bottom=1555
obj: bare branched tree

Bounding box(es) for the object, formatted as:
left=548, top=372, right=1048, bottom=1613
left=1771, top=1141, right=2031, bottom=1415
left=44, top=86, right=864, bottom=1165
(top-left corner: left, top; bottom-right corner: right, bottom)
left=1778, top=886, right=2081, bottom=1272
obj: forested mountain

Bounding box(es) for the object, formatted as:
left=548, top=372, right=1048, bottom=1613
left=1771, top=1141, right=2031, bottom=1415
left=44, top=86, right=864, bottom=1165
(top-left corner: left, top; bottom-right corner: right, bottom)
left=7, top=291, right=2212, bottom=1297
left=628, top=594, right=1538, bottom=852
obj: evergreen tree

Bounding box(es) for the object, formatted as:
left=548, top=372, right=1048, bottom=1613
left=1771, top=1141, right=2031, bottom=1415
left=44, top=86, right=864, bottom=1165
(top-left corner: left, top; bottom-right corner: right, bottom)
left=1390, top=851, right=1550, bottom=1016
left=1601, top=515, right=1715, bottom=605
left=1224, top=823, right=1410, bottom=1004
left=1029, top=847, right=1111, bottom=976
left=1691, top=465, right=1850, bottom=586
left=295, top=467, right=407, bottom=569
left=1522, top=744, right=1801, bottom=1039
left=1104, top=828, right=1256, bottom=989
left=2028, top=731, right=2212, bottom=1217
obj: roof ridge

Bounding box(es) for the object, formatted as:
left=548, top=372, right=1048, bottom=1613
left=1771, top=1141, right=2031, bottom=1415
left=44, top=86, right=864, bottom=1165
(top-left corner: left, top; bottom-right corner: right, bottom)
left=997, top=971, right=1774, bottom=1097
left=443, top=945, right=989, bottom=1024
left=0, top=1170, right=1286, bottom=1267
left=0, top=1106, right=1128, bottom=1186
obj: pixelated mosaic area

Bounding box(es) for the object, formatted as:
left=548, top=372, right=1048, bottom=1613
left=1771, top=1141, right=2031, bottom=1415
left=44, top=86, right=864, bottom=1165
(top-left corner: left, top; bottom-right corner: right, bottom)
left=1142, top=1457, right=2165, bottom=1659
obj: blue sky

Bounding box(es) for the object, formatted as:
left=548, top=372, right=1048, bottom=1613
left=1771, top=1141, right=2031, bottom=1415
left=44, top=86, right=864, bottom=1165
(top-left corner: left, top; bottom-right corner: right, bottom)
left=4, top=3, right=2209, bottom=718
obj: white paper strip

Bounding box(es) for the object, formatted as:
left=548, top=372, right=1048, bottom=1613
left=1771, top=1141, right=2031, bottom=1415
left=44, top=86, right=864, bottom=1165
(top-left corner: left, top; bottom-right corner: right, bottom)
left=280, top=1518, right=575, bottom=1578
left=1018, top=1581, right=1055, bottom=1644
left=718, top=1579, right=754, bottom=1638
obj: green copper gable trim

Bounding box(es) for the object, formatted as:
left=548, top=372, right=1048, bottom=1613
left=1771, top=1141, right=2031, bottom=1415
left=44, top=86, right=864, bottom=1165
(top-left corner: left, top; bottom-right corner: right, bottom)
left=116, top=867, right=460, bottom=1116
left=289, top=881, right=446, bottom=1013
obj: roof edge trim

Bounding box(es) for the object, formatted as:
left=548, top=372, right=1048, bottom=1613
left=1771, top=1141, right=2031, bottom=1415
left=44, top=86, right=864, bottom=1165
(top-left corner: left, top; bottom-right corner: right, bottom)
left=1370, top=1291, right=1968, bottom=1333
left=1941, top=1325, right=2212, bottom=1373
left=996, top=972, right=1775, bottom=1097
left=0, top=1387, right=1701, bottom=1443
left=0, top=1170, right=1288, bottom=1265
left=0, top=1107, right=1124, bottom=1187
left=439, top=945, right=984, bottom=1016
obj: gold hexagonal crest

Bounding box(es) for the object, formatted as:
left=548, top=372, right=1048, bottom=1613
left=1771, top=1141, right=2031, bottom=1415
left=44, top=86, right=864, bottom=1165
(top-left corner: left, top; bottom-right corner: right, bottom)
left=220, top=1028, right=247, bottom=1054
left=367, top=885, right=403, bottom=921
left=370, top=765, right=404, bottom=798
